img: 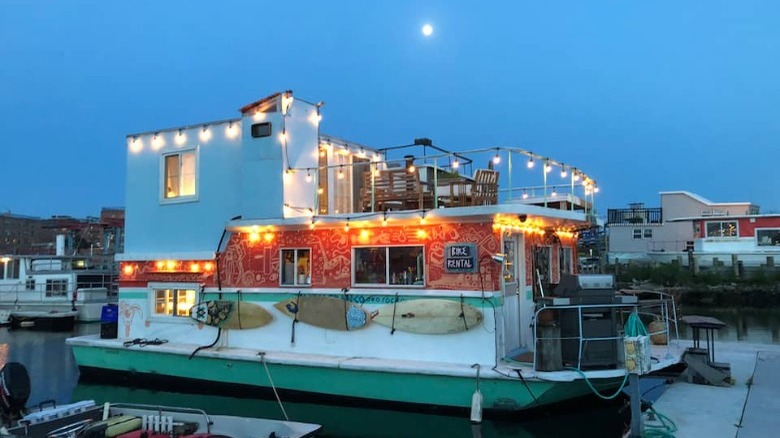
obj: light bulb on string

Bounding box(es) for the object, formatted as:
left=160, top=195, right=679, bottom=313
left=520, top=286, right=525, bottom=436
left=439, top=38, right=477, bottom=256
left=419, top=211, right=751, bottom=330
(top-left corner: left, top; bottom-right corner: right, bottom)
left=560, top=164, right=567, bottom=178
left=527, top=156, right=534, bottom=169
left=338, top=166, right=345, bottom=179
left=305, top=170, right=312, bottom=183
left=452, top=158, right=459, bottom=169
left=493, top=149, right=501, bottom=165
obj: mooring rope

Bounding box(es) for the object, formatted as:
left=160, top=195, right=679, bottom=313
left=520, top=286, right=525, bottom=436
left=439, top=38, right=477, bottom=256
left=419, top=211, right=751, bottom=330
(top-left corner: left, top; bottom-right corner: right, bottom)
left=259, top=352, right=289, bottom=421
left=390, top=292, right=399, bottom=335
left=290, top=291, right=301, bottom=344
left=459, top=294, right=469, bottom=331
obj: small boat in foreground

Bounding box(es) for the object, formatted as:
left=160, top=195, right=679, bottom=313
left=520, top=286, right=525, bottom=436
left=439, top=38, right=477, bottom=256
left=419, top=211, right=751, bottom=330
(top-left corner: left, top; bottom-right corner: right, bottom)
left=0, top=363, right=321, bottom=438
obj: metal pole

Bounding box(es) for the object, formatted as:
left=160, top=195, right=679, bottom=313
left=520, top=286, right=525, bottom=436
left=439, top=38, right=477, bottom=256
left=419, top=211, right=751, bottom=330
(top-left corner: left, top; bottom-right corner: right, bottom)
left=629, top=373, right=642, bottom=437
left=543, top=161, right=548, bottom=208
left=507, top=150, right=513, bottom=201
left=433, top=157, right=439, bottom=209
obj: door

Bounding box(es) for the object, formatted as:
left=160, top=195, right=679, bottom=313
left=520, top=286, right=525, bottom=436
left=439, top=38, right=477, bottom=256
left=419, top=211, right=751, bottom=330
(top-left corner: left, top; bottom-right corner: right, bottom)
left=502, top=234, right=524, bottom=357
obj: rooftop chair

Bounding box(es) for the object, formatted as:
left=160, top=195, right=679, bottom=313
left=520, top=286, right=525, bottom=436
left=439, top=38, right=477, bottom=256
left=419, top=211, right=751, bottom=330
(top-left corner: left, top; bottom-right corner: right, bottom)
left=471, top=169, right=499, bottom=206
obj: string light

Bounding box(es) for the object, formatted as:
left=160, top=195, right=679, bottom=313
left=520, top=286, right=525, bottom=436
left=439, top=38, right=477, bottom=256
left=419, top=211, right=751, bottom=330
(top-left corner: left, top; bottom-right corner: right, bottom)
left=544, top=160, right=552, bottom=173
left=382, top=211, right=388, bottom=227
left=129, top=136, right=142, bottom=153
left=551, top=188, right=557, bottom=197
left=317, top=186, right=324, bottom=195
left=175, top=129, right=186, bottom=146
left=279, top=128, right=287, bottom=142
left=527, top=156, right=534, bottom=169
left=573, top=170, right=580, bottom=182
left=310, top=218, right=316, bottom=229
left=522, top=190, right=529, bottom=199
left=344, top=219, right=350, bottom=232
left=226, top=122, right=239, bottom=139
left=408, top=163, right=416, bottom=173
left=594, top=185, right=600, bottom=193
left=338, top=165, right=345, bottom=179
left=493, top=149, right=501, bottom=165
left=152, top=132, right=163, bottom=150
left=452, top=157, right=459, bottom=169
left=560, top=164, right=567, bottom=178
left=199, top=125, right=211, bottom=142
left=305, top=170, right=312, bottom=183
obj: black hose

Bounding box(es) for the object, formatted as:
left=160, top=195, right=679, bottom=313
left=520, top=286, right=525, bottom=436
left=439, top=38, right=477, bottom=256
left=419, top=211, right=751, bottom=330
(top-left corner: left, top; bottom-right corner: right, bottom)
left=189, top=328, right=222, bottom=360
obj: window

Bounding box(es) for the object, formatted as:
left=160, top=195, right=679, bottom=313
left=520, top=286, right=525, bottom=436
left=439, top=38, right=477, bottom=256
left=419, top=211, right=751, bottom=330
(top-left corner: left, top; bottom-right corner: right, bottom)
left=25, top=277, right=35, bottom=291
left=251, top=122, right=272, bottom=138
left=706, top=221, right=738, bottom=238
left=560, top=247, right=573, bottom=274
left=45, top=279, right=68, bottom=298
left=633, top=229, right=642, bottom=239
left=163, top=150, right=196, bottom=200
left=0, top=259, right=18, bottom=280
left=281, top=249, right=311, bottom=286
left=756, top=229, right=780, bottom=246
left=503, top=239, right=516, bottom=282
left=154, top=289, right=196, bottom=317
left=643, top=229, right=653, bottom=239
left=354, top=246, right=424, bottom=286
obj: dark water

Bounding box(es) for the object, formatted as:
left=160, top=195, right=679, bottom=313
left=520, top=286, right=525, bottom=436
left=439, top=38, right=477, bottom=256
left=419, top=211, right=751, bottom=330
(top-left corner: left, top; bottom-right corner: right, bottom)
left=6, top=306, right=778, bottom=438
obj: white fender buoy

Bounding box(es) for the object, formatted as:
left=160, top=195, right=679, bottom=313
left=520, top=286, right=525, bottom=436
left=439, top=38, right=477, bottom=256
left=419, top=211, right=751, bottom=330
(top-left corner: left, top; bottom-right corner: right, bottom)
left=470, top=363, right=483, bottom=423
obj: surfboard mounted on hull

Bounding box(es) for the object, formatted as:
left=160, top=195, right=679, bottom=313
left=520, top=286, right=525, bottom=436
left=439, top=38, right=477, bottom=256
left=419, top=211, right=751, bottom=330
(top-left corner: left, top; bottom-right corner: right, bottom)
left=189, top=300, right=273, bottom=330
left=273, top=295, right=368, bottom=331
left=371, top=298, right=483, bottom=335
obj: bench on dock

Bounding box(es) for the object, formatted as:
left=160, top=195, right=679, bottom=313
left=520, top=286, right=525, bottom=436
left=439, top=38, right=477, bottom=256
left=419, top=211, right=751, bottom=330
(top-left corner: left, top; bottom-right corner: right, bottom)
left=680, top=315, right=732, bottom=387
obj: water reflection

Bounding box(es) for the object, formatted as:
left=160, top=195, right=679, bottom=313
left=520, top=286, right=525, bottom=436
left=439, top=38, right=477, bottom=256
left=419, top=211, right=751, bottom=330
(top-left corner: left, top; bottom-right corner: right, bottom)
left=678, top=307, right=780, bottom=344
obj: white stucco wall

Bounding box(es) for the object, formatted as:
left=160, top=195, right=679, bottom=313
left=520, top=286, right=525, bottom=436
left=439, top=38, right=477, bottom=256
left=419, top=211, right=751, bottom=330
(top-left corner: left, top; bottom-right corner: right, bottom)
left=123, top=122, right=244, bottom=259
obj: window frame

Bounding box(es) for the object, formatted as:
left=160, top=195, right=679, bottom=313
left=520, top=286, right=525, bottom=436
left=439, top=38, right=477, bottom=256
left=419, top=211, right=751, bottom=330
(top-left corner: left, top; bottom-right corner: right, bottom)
left=643, top=228, right=653, bottom=239
left=280, top=248, right=312, bottom=287
left=632, top=229, right=642, bottom=239
left=160, top=147, right=199, bottom=204
left=352, top=244, right=426, bottom=288
left=756, top=228, right=780, bottom=247
left=148, top=282, right=199, bottom=322
left=45, top=278, right=69, bottom=298
left=705, top=220, right=739, bottom=238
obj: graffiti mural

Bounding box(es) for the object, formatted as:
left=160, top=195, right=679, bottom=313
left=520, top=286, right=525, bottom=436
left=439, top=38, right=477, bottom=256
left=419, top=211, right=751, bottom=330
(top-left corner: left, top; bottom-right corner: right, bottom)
left=218, top=223, right=501, bottom=291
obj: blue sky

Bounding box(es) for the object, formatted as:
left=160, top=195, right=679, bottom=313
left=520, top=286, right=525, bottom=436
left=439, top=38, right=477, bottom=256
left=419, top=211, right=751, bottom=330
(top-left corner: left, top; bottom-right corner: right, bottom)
left=1, top=0, right=778, bottom=218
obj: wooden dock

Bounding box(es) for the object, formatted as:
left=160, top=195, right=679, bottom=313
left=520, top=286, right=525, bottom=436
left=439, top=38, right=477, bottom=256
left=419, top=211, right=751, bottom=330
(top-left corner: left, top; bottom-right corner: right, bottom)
left=647, top=341, right=780, bottom=437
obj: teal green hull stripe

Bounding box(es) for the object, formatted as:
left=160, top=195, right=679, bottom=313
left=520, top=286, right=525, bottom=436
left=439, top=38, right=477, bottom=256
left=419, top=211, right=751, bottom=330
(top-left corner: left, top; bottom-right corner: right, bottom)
left=72, top=345, right=607, bottom=410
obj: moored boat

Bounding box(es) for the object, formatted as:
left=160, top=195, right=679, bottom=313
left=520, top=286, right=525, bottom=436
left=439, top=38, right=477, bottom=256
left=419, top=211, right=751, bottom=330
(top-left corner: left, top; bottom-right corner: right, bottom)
left=0, top=363, right=321, bottom=438
left=67, top=90, right=683, bottom=416
left=0, top=251, right=116, bottom=326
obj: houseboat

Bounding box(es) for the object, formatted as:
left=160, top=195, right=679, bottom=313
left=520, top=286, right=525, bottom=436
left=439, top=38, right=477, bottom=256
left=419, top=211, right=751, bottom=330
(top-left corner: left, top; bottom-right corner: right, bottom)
left=67, top=91, right=681, bottom=414
left=1, top=239, right=116, bottom=329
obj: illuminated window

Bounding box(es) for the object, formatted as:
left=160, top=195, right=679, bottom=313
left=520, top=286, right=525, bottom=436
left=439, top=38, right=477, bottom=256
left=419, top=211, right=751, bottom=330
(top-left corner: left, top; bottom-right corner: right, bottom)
left=163, top=150, right=197, bottom=200
left=280, top=248, right=311, bottom=286
left=705, top=221, right=738, bottom=238
left=154, top=289, right=196, bottom=317
left=353, top=246, right=424, bottom=286
left=45, top=279, right=68, bottom=298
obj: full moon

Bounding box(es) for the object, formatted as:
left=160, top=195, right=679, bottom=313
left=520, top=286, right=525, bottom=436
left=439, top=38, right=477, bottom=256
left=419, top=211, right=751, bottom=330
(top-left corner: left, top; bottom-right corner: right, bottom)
left=422, top=24, right=433, bottom=36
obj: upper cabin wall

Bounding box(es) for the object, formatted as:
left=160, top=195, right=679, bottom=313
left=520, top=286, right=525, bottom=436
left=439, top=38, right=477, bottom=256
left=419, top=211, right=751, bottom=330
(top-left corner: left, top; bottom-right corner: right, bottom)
left=124, top=122, right=244, bottom=257
left=239, top=98, right=319, bottom=219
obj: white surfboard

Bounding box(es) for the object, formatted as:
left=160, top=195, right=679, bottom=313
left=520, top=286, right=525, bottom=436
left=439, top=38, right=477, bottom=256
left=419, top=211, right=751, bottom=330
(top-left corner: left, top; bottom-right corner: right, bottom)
left=371, top=299, right=483, bottom=334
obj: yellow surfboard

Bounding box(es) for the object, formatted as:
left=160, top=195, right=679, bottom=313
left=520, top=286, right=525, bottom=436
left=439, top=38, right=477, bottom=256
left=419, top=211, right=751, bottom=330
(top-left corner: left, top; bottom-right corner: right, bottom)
left=274, top=296, right=368, bottom=331
left=190, top=300, right=273, bottom=330
left=371, top=299, right=483, bottom=334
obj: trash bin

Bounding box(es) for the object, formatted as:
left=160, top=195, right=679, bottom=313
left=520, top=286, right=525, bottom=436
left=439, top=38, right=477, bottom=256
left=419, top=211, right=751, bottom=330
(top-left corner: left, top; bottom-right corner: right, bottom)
left=100, top=304, right=118, bottom=339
